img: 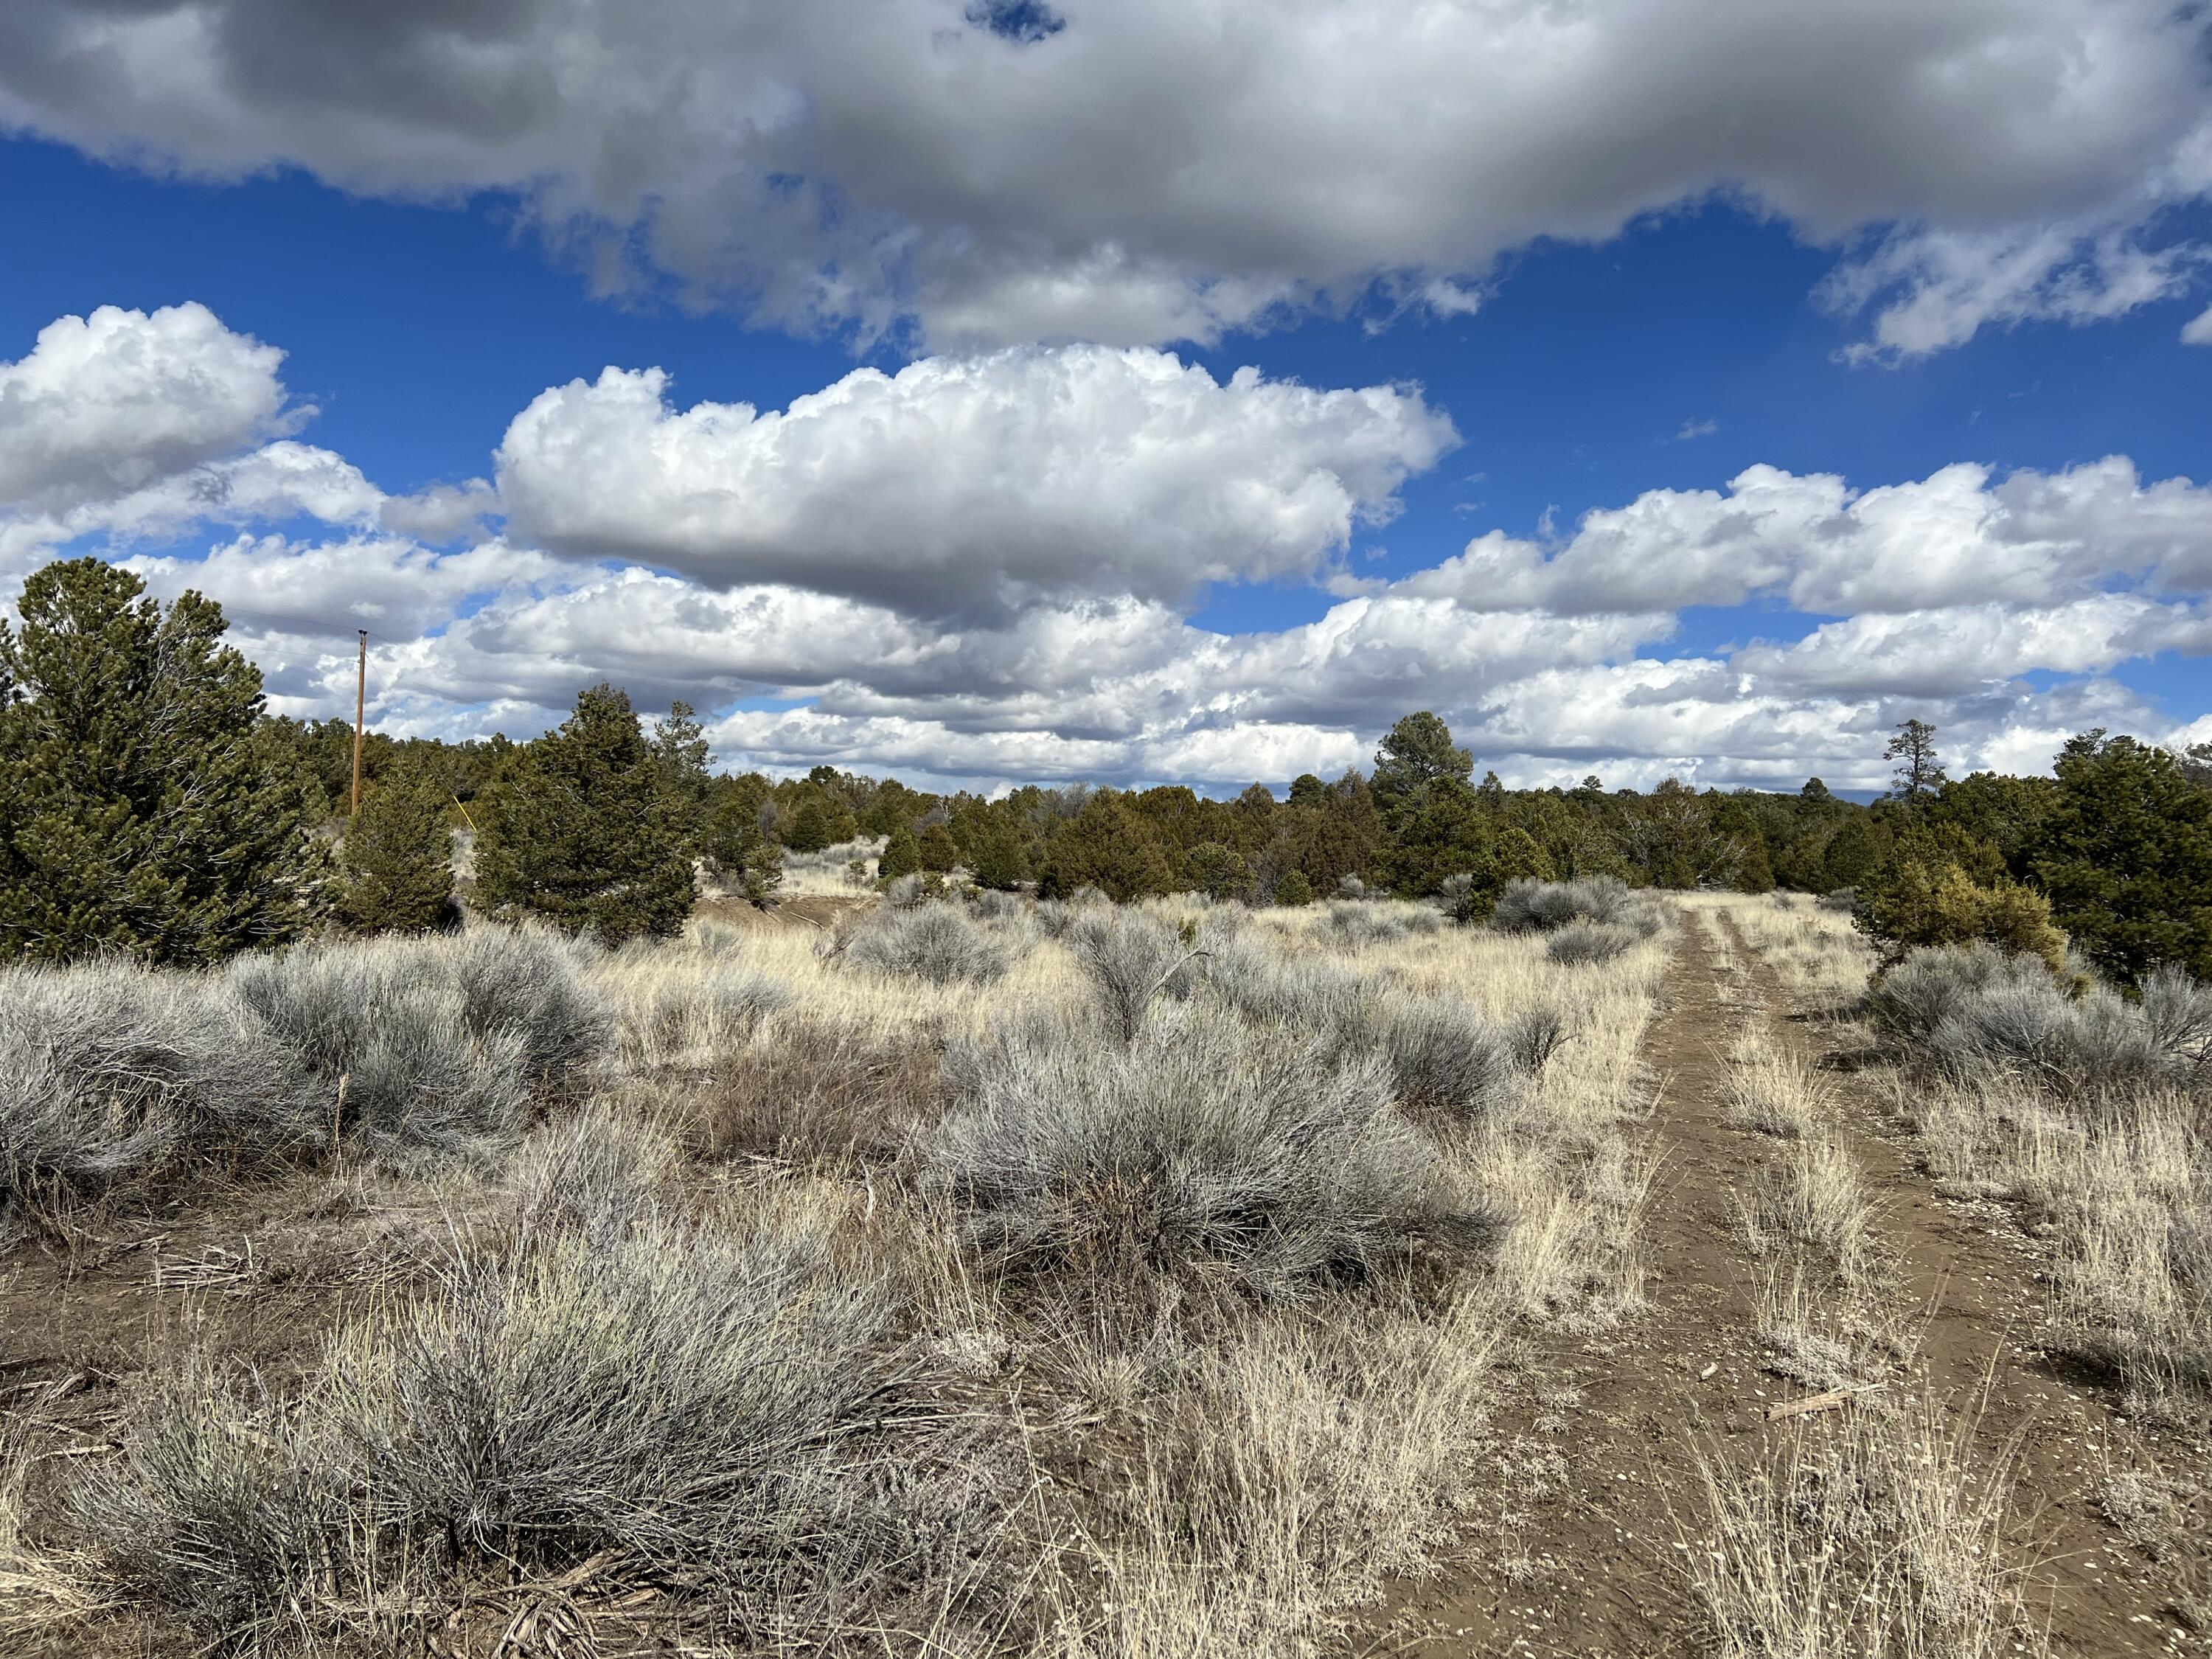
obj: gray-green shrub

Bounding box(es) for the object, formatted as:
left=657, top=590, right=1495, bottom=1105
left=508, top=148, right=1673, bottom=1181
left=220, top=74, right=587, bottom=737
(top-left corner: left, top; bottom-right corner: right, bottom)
left=923, top=1005, right=1503, bottom=1298
left=840, top=901, right=1015, bottom=987
left=0, top=959, right=318, bottom=1204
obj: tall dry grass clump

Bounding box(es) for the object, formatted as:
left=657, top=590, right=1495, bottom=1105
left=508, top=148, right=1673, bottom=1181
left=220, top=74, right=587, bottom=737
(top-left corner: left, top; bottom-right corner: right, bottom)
left=1683, top=1395, right=2045, bottom=1659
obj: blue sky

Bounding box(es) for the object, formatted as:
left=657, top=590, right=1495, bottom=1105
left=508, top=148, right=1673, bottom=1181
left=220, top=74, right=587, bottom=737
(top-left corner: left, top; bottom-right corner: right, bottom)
left=2, top=0, right=2210, bottom=793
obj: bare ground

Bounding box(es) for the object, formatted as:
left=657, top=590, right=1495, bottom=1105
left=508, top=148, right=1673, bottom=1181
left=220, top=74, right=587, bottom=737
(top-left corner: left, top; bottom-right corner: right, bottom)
left=1368, top=905, right=2209, bottom=1658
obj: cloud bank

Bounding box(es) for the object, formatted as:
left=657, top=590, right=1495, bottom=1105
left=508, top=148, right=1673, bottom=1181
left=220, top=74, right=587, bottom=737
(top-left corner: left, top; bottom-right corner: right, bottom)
left=4, top=302, right=2208, bottom=794
left=3, top=1, right=2208, bottom=355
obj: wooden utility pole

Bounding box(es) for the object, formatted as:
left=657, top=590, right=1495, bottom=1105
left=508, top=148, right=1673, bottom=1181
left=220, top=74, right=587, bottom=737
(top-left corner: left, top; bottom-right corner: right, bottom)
left=350, top=630, right=367, bottom=816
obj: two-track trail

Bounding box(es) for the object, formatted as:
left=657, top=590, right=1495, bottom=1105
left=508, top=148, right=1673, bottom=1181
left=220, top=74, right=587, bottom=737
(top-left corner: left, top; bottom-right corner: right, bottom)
left=1366, top=902, right=2204, bottom=1658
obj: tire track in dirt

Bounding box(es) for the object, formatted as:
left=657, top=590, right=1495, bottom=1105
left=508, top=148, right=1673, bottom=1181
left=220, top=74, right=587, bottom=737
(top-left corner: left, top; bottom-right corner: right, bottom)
left=1714, top=905, right=2201, bottom=1657
left=1377, top=908, right=1806, bottom=1657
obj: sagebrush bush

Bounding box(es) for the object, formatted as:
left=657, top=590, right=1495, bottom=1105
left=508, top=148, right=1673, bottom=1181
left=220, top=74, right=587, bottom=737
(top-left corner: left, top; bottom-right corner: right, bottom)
left=923, top=1005, right=1503, bottom=1298
left=1203, top=936, right=1528, bottom=1120
left=226, top=926, right=613, bottom=1149
left=1066, top=908, right=1203, bottom=1041
left=78, top=1211, right=902, bottom=1641
left=0, top=959, right=319, bottom=1204
left=840, top=901, right=1015, bottom=986
left=1875, top=943, right=2212, bottom=1094
left=1314, top=900, right=1445, bottom=947
left=969, top=888, right=1026, bottom=924
left=1545, top=919, right=1641, bottom=965
left=1865, top=943, right=2050, bottom=1043
left=1493, top=876, right=1654, bottom=936
left=1366, top=994, right=1523, bottom=1124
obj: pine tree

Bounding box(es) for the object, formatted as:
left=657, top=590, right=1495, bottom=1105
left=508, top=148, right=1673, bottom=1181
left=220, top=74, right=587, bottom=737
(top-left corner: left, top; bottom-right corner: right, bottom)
left=1371, top=711, right=1472, bottom=817
left=334, top=768, right=456, bottom=932
left=1273, top=869, right=1314, bottom=907
left=474, top=683, right=695, bottom=944
left=0, top=557, right=324, bottom=964
left=1885, top=718, right=1947, bottom=801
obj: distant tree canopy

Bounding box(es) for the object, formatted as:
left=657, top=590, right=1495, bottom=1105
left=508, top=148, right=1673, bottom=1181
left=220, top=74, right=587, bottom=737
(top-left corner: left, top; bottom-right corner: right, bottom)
left=7, top=552, right=2210, bottom=987
left=0, top=557, right=324, bottom=965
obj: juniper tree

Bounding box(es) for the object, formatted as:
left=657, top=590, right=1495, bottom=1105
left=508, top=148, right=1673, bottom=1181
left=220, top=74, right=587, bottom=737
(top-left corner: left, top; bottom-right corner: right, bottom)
left=333, top=766, right=456, bottom=932
left=967, top=815, right=1031, bottom=891
left=2028, top=731, right=2212, bottom=984
left=1037, top=792, right=1173, bottom=901
left=649, top=700, right=712, bottom=846
left=1186, top=841, right=1253, bottom=902
left=701, top=794, right=783, bottom=907
left=0, top=557, right=324, bottom=964
left=918, top=822, right=959, bottom=874
left=877, top=823, right=923, bottom=883
left=475, top=683, right=695, bottom=944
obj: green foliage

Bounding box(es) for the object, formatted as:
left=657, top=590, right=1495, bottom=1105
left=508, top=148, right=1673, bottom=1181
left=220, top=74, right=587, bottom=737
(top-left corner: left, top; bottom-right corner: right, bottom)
left=1816, top=814, right=1888, bottom=890
left=334, top=768, right=455, bottom=933
left=0, top=557, right=325, bottom=965
left=1038, top=793, right=1175, bottom=902
left=1927, top=771, right=2059, bottom=880
left=918, top=822, right=959, bottom=874
left=700, top=796, right=782, bottom=907
left=859, top=778, right=922, bottom=837
left=1186, top=841, right=1253, bottom=902
left=2027, top=731, right=2212, bottom=984
left=1614, top=778, right=1744, bottom=890
left=782, top=793, right=857, bottom=853
left=1377, top=779, right=1554, bottom=902
left=967, top=814, right=1032, bottom=891
left=877, top=824, right=922, bottom=883
left=1273, top=869, right=1313, bottom=907
left=474, top=684, right=695, bottom=944
left=1371, top=711, right=1472, bottom=816
left=1377, top=777, right=1489, bottom=897
left=1855, top=852, right=2067, bottom=973
left=648, top=701, right=712, bottom=846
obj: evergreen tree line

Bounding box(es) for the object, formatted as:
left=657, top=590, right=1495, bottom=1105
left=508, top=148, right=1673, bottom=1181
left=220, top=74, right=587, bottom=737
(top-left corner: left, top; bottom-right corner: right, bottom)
left=4, top=558, right=2208, bottom=985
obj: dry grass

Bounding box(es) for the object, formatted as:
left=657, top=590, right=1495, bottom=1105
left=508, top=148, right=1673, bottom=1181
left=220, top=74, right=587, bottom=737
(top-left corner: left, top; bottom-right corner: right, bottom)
left=1680, top=1393, right=2046, bottom=1659
left=0, top=888, right=1683, bottom=1656
left=1725, top=1029, right=1834, bottom=1139
left=1719, top=894, right=1877, bottom=1018
left=1893, top=1058, right=2210, bottom=1422
left=1041, top=1296, right=1502, bottom=1657
left=1739, top=1137, right=1877, bottom=1285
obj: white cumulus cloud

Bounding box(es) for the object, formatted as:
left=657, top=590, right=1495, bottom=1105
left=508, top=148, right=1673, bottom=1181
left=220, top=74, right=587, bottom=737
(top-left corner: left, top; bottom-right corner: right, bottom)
left=495, top=346, right=1456, bottom=617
